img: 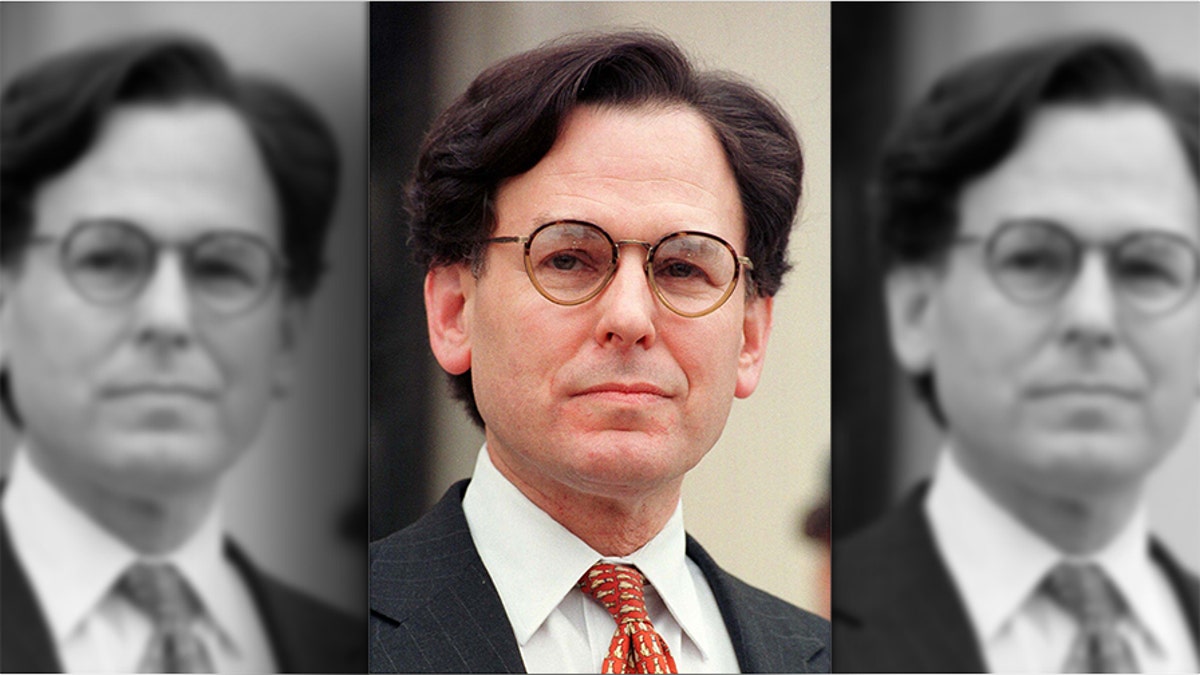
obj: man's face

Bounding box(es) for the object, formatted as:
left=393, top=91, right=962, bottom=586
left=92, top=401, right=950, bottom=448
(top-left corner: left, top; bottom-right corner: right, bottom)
left=891, top=103, right=1200, bottom=501
left=0, top=103, right=298, bottom=502
left=434, top=104, right=772, bottom=503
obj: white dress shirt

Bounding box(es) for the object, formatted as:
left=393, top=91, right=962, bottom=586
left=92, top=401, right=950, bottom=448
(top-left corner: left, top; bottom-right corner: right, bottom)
left=2, top=450, right=277, bottom=673
left=461, top=446, right=741, bottom=673
left=926, top=448, right=1199, bottom=673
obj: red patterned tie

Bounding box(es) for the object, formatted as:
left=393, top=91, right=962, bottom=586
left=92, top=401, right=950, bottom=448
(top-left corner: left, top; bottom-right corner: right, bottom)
left=579, top=562, right=678, bottom=674
left=1042, top=563, right=1139, bottom=673
left=119, top=563, right=215, bottom=673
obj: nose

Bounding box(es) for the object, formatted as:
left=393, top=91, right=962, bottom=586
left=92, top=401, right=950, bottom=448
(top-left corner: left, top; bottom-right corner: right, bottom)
left=1057, top=250, right=1119, bottom=350
left=132, top=252, right=197, bottom=352
left=593, top=245, right=658, bottom=349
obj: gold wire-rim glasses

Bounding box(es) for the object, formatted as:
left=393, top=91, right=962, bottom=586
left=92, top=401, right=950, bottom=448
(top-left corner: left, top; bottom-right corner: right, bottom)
left=482, top=219, right=755, bottom=318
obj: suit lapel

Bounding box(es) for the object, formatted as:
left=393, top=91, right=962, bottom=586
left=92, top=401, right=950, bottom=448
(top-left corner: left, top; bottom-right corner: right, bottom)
left=226, top=540, right=299, bottom=672
left=1150, top=538, right=1200, bottom=654
left=1, top=515, right=63, bottom=673
left=370, top=480, right=525, bottom=673
left=686, top=535, right=828, bottom=672
left=833, top=487, right=987, bottom=672
left=226, top=540, right=365, bottom=673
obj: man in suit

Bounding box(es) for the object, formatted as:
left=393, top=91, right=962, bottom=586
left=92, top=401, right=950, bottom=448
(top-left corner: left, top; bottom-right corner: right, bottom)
left=370, top=31, right=830, bottom=673
left=0, top=35, right=363, bottom=672
left=833, top=35, right=1200, bottom=672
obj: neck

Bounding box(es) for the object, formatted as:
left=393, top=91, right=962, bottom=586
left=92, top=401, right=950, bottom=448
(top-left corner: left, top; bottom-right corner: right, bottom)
left=487, top=446, right=681, bottom=557
left=27, top=451, right=216, bottom=555
left=954, top=450, right=1141, bottom=555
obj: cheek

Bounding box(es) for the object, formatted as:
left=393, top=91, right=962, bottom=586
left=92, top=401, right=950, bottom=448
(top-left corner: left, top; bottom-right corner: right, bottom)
left=200, top=314, right=284, bottom=402
left=667, top=315, right=743, bottom=427
left=1135, top=310, right=1200, bottom=432
left=935, top=285, right=1049, bottom=387
left=6, top=283, right=128, bottom=402
left=470, top=287, right=576, bottom=415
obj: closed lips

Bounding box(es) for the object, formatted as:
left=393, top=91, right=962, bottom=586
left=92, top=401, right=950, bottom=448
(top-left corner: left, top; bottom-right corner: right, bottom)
left=575, top=383, right=671, bottom=397
left=1026, top=384, right=1141, bottom=399
left=102, top=383, right=217, bottom=399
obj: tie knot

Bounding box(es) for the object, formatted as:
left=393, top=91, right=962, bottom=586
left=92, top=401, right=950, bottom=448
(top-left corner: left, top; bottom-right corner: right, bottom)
left=118, top=562, right=202, bottom=625
left=579, top=562, right=649, bottom=624
left=1042, top=563, right=1127, bottom=626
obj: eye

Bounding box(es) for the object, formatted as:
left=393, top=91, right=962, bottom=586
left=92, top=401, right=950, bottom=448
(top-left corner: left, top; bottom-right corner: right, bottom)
left=192, top=258, right=255, bottom=284
left=548, top=252, right=586, bottom=271
left=1006, top=248, right=1055, bottom=268
left=1117, top=257, right=1181, bottom=287
left=76, top=248, right=140, bottom=272
left=658, top=260, right=707, bottom=280
left=537, top=248, right=603, bottom=274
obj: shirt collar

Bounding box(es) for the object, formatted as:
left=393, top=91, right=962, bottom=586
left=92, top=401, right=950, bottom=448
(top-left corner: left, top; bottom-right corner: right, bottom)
left=1072, top=499, right=1171, bottom=654
left=926, top=446, right=1167, bottom=651
left=461, top=445, right=717, bottom=658
left=1, top=448, right=246, bottom=654
left=3, top=450, right=135, bottom=642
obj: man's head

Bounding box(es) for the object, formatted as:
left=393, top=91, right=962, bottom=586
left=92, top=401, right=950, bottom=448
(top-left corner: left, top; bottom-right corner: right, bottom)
left=878, top=35, right=1200, bottom=501
left=0, top=35, right=340, bottom=500
left=410, top=32, right=802, bottom=500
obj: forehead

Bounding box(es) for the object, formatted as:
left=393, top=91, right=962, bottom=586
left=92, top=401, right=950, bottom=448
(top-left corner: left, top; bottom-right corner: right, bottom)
left=493, top=104, right=744, bottom=244
left=959, top=103, right=1199, bottom=242
left=32, top=102, right=281, bottom=243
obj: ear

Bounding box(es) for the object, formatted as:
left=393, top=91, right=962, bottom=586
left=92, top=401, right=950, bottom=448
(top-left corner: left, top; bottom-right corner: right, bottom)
left=735, top=294, right=773, bottom=399
left=271, top=299, right=308, bottom=399
left=884, top=266, right=939, bottom=375
left=425, top=264, right=473, bottom=376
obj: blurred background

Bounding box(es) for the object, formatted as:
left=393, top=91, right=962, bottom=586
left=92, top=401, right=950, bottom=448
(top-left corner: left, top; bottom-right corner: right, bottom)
left=0, top=2, right=367, bottom=613
left=371, top=2, right=832, bottom=615
left=832, top=2, right=1199, bottom=570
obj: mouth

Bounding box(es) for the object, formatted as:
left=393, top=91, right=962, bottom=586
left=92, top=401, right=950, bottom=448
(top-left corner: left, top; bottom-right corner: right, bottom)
left=573, top=382, right=673, bottom=403
left=101, top=384, right=218, bottom=401
left=1026, top=384, right=1141, bottom=401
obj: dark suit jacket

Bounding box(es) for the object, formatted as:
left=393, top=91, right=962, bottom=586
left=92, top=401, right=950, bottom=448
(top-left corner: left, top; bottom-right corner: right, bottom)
left=832, top=487, right=1200, bottom=673
left=370, top=479, right=831, bottom=673
left=0, top=514, right=365, bottom=673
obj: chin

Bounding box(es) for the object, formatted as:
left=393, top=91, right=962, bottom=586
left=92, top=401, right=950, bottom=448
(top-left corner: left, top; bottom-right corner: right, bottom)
left=1016, top=431, right=1159, bottom=497
left=93, top=433, right=238, bottom=496
left=567, top=435, right=693, bottom=488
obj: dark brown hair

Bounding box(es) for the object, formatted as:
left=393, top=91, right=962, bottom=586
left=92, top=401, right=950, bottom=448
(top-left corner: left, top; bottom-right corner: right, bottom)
left=406, top=30, right=804, bottom=427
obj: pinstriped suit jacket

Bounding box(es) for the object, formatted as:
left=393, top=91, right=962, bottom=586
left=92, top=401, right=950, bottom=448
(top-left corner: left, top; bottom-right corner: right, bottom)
left=369, top=479, right=831, bottom=673
left=831, top=486, right=1200, bottom=673
left=0, top=513, right=366, bottom=673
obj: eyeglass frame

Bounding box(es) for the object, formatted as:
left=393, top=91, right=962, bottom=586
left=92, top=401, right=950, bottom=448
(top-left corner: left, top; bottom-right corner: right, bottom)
left=481, top=219, right=756, bottom=318
left=26, top=218, right=289, bottom=317
left=954, top=217, right=1200, bottom=316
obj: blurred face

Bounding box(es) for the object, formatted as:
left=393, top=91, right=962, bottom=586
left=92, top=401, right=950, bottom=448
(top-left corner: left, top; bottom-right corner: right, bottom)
left=0, top=103, right=297, bottom=502
left=431, top=104, right=772, bottom=503
left=893, top=103, right=1200, bottom=501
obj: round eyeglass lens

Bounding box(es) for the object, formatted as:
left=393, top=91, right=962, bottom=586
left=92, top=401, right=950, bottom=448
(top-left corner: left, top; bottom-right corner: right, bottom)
left=987, top=220, right=1077, bottom=303
left=650, top=233, right=738, bottom=315
left=527, top=222, right=615, bottom=303
left=189, top=233, right=277, bottom=314
left=62, top=220, right=154, bottom=304
left=1112, top=233, right=1198, bottom=313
